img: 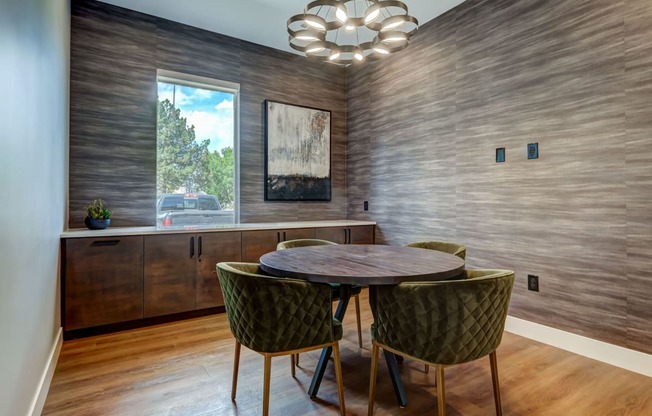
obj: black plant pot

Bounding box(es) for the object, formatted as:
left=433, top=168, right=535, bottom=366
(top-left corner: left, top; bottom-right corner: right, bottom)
left=84, top=217, right=111, bottom=230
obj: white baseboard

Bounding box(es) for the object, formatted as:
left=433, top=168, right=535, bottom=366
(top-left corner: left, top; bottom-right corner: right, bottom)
left=505, top=316, right=652, bottom=378
left=27, top=327, right=63, bottom=416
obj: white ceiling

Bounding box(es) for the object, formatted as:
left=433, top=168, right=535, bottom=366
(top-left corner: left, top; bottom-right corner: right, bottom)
left=98, top=0, right=465, bottom=55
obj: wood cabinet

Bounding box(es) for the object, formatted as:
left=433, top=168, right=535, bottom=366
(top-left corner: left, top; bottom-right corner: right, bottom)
left=144, top=232, right=242, bottom=317
left=315, top=225, right=374, bottom=244
left=241, top=228, right=315, bottom=262
left=62, top=223, right=373, bottom=337
left=64, top=236, right=143, bottom=330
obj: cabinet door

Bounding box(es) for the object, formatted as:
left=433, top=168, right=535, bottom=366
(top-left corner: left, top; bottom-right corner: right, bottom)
left=241, top=228, right=316, bottom=262
left=196, top=232, right=241, bottom=309
left=241, top=230, right=281, bottom=262
left=284, top=227, right=316, bottom=241
left=315, top=227, right=347, bottom=244
left=349, top=225, right=375, bottom=244
left=144, top=234, right=196, bottom=317
left=64, top=236, right=143, bottom=330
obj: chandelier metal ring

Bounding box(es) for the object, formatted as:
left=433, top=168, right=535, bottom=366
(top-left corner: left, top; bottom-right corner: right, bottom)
left=287, top=14, right=328, bottom=34
left=371, top=36, right=410, bottom=54
left=304, top=0, right=349, bottom=31
left=378, top=14, right=419, bottom=35
left=364, top=0, right=408, bottom=31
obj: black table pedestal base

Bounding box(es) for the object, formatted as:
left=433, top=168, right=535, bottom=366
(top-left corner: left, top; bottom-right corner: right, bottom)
left=308, top=285, right=408, bottom=408
left=308, top=285, right=351, bottom=398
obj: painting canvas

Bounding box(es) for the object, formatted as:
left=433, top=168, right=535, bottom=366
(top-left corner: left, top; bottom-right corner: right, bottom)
left=265, top=100, right=331, bottom=201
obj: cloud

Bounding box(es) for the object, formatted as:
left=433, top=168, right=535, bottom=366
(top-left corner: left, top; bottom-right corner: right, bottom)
left=157, top=84, right=193, bottom=106
left=215, top=99, right=233, bottom=111
left=158, top=83, right=234, bottom=153
left=158, top=84, right=219, bottom=106
left=181, top=109, right=234, bottom=153
left=193, top=88, right=214, bottom=100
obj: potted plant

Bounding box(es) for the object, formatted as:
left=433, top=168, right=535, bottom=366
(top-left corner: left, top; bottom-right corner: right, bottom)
left=84, top=199, right=112, bottom=230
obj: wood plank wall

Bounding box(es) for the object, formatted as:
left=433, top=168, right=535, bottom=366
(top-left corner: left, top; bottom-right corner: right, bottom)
left=69, top=0, right=346, bottom=228
left=346, top=0, right=652, bottom=354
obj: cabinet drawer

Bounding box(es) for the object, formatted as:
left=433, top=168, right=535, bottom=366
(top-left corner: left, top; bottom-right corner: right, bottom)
left=64, top=236, right=144, bottom=330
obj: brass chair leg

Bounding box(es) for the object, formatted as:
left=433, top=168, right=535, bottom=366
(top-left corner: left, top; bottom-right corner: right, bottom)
left=231, top=341, right=241, bottom=401
left=296, top=353, right=300, bottom=366
left=355, top=294, right=363, bottom=348
left=436, top=365, right=446, bottom=416
left=291, top=354, right=296, bottom=377
left=263, top=354, right=272, bottom=416
left=368, top=343, right=380, bottom=416
left=489, top=351, right=503, bottom=416
left=332, top=342, right=346, bottom=415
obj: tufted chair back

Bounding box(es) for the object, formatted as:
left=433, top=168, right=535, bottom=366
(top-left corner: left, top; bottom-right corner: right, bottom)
left=373, top=269, right=514, bottom=365
left=277, top=238, right=337, bottom=250
left=405, top=241, right=467, bottom=260
left=217, top=262, right=341, bottom=354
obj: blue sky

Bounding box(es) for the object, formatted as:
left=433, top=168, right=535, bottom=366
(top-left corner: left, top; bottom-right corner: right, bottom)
left=157, top=82, right=234, bottom=153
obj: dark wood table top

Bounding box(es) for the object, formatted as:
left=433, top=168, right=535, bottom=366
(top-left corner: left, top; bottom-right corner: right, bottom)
left=259, top=244, right=465, bottom=285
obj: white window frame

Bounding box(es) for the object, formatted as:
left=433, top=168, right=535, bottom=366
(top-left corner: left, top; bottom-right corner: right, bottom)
left=156, top=69, right=240, bottom=223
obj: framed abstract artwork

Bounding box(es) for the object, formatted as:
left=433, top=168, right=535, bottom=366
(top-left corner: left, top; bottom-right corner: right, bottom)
left=264, top=100, right=331, bottom=201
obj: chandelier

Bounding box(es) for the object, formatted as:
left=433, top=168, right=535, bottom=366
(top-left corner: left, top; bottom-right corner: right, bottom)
left=288, top=0, right=419, bottom=66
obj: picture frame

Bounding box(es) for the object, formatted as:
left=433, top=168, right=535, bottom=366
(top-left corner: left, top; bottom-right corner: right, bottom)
left=264, top=100, right=332, bottom=201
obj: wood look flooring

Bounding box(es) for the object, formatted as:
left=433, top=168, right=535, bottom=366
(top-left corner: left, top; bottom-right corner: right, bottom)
left=43, top=290, right=652, bottom=416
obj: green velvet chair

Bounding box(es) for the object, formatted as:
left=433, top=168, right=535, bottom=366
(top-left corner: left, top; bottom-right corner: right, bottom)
left=405, top=240, right=467, bottom=373
left=217, top=262, right=346, bottom=416
left=277, top=239, right=364, bottom=349
left=368, top=269, right=515, bottom=416
left=405, top=241, right=467, bottom=260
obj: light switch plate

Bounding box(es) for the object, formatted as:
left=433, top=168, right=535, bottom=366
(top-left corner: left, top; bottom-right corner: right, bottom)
left=528, top=143, right=539, bottom=159
left=496, top=147, right=506, bottom=163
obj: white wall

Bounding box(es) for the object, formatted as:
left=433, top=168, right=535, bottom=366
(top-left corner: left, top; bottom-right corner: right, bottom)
left=0, top=0, right=69, bottom=415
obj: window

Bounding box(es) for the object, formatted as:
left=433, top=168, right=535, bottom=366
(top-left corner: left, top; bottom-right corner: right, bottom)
left=156, top=70, right=239, bottom=228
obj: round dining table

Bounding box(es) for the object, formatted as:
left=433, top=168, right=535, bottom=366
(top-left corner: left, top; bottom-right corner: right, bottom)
left=259, top=244, right=465, bottom=407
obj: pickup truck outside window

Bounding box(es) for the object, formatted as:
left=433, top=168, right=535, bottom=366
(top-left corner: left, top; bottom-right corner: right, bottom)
left=157, top=194, right=234, bottom=229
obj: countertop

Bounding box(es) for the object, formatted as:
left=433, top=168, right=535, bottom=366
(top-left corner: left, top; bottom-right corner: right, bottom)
left=61, top=220, right=376, bottom=238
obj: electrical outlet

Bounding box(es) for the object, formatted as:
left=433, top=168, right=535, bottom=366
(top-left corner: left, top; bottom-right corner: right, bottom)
left=363, top=201, right=369, bottom=211
left=528, top=274, right=539, bottom=292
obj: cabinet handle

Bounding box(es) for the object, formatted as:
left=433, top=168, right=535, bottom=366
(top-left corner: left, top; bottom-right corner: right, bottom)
left=91, top=240, right=120, bottom=247
left=343, top=229, right=348, bottom=244
left=283, top=231, right=287, bottom=241
left=198, top=236, right=202, bottom=257
left=190, top=236, right=195, bottom=258
left=347, top=228, right=352, bottom=244
left=277, top=232, right=281, bottom=243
